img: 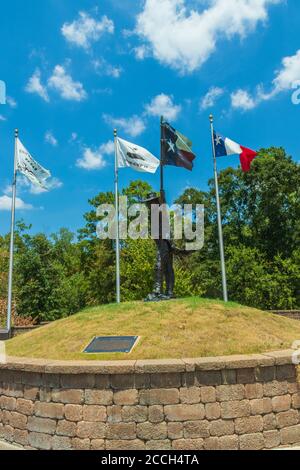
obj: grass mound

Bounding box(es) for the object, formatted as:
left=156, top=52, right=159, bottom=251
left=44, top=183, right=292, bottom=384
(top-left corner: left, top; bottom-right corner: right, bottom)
left=6, top=298, right=300, bottom=361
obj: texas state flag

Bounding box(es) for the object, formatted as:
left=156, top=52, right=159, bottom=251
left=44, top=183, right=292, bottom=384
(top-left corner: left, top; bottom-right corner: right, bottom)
left=213, top=131, right=257, bottom=173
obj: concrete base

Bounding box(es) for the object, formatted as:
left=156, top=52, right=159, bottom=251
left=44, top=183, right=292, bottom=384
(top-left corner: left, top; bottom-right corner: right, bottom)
left=0, top=329, right=11, bottom=341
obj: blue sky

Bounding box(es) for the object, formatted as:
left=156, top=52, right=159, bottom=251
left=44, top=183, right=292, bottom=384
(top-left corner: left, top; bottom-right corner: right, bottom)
left=0, top=0, right=300, bottom=236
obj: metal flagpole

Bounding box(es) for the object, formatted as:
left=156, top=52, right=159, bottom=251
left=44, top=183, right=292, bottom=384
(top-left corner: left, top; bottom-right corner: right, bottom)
left=160, top=116, right=165, bottom=201
left=209, top=115, right=228, bottom=302
left=114, top=129, right=121, bottom=304
left=6, top=128, right=18, bottom=332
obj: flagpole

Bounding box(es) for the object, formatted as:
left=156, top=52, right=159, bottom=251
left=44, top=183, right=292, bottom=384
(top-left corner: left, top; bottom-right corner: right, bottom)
left=209, top=115, right=228, bottom=302
left=160, top=116, right=164, bottom=201
left=114, top=128, right=121, bottom=304
left=6, top=128, right=18, bottom=332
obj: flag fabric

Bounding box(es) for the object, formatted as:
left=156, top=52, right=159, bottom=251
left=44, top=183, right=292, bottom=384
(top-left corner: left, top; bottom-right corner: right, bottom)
left=116, top=137, right=159, bottom=174
left=16, top=138, right=51, bottom=188
left=213, top=131, right=257, bottom=173
left=162, top=122, right=196, bottom=171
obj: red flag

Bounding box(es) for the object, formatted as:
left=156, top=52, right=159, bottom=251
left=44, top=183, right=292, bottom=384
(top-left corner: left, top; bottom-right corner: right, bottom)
left=240, top=146, right=258, bottom=173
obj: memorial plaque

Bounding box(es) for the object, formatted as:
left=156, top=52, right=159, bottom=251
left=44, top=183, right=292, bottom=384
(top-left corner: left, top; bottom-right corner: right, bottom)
left=83, top=336, right=139, bottom=354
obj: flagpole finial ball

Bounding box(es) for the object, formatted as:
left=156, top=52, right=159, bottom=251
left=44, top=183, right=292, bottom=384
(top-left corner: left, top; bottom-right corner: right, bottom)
left=114, top=129, right=117, bottom=137
left=209, top=114, right=213, bottom=123
left=15, top=129, right=19, bottom=138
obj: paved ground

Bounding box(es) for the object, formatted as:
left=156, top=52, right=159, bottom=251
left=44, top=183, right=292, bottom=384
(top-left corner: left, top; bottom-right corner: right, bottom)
left=0, top=440, right=23, bottom=450
left=0, top=439, right=299, bottom=451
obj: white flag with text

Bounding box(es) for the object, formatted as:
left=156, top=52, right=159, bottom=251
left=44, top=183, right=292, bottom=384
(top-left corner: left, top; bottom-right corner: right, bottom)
left=116, top=137, right=159, bottom=174
left=16, top=139, right=51, bottom=189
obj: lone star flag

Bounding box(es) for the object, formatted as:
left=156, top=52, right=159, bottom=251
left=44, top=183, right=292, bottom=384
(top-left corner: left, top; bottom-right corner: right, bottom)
left=162, top=122, right=196, bottom=171
left=16, top=138, right=51, bottom=188
left=116, top=137, right=159, bottom=174
left=213, top=131, right=257, bottom=173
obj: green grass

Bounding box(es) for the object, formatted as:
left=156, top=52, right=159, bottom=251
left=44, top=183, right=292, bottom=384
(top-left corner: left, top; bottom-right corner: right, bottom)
left=6, top=297, right=300, bottom=361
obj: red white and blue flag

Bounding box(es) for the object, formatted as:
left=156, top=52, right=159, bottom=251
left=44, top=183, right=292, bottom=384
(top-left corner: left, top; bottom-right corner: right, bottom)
left=213, top=131, right=257, bottom=173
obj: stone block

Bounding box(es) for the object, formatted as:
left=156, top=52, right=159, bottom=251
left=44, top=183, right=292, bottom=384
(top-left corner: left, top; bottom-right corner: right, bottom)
left=245, top=383, right=263, bottom=400
left=263, top=430, right=281, bottom=449
left=85, top=390, right=113, bottom=405
left=164, top=404, right=205, bottom=422
left=16, top=398, right=34, bottom=416
left=64, top=404, right=82, bottom=422
left=250, top=398, right=272, bottom=415
left=216, top=384, right=245, bottom=402
left=272, top=395, right=291, bottom=412
left=183, top=420, right=210, bottom=439
left=200, top=386, right=216, bottom=403
left=221, top=400, right=250, bottom=419
left=114, top=389, right=138, bottom=406
left=146, top=440, right=171, bottom=450
left=27, top=416, right=56, bottom=435
left=56, top=420, right=77, bottom=437
left=168, top=422, right=183, bottom=439
left=52, top=389, right=84, bottom=404
left=82, top=405, right=106, bottom=422
left=150, top=373, right=181, bottom=389
left=136, top=422, right=167, bottom=440
left=179, top=387, right=200, bottom=404
left=218, top=435, right=239, bottom=450
left=210, top=419, right=235, bottom=437
left=239, top=432, right=265, bottom=450
left=276, top=410, right=299, bottom=429
left=106, top=423, right=136, bottom=440
left=235, top=416, right=263, bottom=435
left=77, top=421, right=105, bottom=439
left=52, top=435, right=72, bottom=450
left=280, top=425, right=300, bottom=445
left=35, top=402, right=64, bottom=419
left=28, top=431, right=52, bottom=450
left=139, top=388, right=179, bottom=405
left=172, top=438, right=203, bottom=450
left=148, top=405, right=164, bottom=423
left=90, top=439, right=105, bottom=450
left=205, top=403, right=221, bottom=420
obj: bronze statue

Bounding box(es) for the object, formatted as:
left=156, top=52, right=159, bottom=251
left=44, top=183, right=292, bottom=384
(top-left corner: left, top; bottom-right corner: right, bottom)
left=143, top=192, right=176, bottom=302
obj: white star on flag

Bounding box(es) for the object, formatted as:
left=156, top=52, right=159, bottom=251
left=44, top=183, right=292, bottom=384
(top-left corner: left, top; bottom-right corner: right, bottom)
left=167, top=140, right=175, bottom=153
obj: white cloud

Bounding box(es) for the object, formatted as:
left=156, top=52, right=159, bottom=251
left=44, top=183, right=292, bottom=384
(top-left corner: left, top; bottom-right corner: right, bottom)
left=134, top=45, right=151, bottom=60
left=103, top=114, right=146, bottom=137
left=76, top=148, right=107, bottom=171
left=15, top=175, right=63, bottom=195
left=6, top=96, right=17, bottom=108
left=231, top=49, right=300, bottom=111
left=48, top=65, right=87, bottom=101
left=231, top=89, right=256, bottom=110
left=92, top=59, right=123, bottom=78
left=135, top=0, right=282, bottom=74
left=76, top=140, right=115, bottom=171
left=200, top=87, right=224, bottom=110
left=69, top=132, right=78, bottom=143
left=45, top=131, right=58, bottom=147
left=145, top=93, right=181, bottom=120
left=62, top=11, right=114, bottom=49
left=25, top=69, right=49, bottom=102
left=29, top=177, right=63, bottom=195
left=272, top=49, right=300, bottom=93
left=0, top=195, right=33, bottom=211
left=99, top=140, right=115, bottom=155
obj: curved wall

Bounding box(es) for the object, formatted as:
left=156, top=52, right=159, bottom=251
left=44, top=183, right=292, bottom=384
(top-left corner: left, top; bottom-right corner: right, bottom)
left=0, top=351, right=299, bottom=450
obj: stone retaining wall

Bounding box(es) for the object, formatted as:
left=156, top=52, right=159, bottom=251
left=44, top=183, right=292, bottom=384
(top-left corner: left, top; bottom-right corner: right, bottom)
left=271, top=311, right=300, bottom=321
left=0, top=351, right=299, bottom=450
